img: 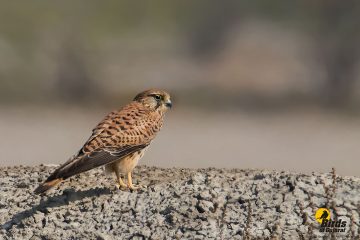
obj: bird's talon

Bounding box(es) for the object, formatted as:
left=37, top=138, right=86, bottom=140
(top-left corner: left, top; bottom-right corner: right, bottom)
left=116, top=185, right=127, bottom=190
left=128, top=185, right=138, bottom=191
left=128, top=184, right=144, bottom=191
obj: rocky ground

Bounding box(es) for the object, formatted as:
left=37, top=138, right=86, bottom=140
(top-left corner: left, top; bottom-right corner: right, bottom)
left=0, top=165, right=359, bottom=239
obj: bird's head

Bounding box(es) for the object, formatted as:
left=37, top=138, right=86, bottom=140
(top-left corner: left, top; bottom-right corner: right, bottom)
left=134, top=89, right=172, bottom=112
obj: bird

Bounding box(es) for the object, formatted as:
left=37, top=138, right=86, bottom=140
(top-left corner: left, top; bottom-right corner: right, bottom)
left=34, top=89, right=172, bottom=194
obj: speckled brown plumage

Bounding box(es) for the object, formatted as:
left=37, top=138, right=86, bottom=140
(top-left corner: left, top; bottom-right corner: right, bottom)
left=82, top=101, right=163, bottom=153
left=34, top=89, right=172, bottom=194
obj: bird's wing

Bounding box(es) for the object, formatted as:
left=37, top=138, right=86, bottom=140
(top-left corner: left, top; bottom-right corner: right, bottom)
left=46, top=144, right=149, bottom=181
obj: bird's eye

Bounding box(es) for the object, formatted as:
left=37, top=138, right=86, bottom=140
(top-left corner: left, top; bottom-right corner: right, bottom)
left=154, top=95, right=161, bottom=100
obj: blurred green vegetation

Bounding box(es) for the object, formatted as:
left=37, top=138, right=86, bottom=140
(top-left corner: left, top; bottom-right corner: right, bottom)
left=1, top=1, right=360, bottom=110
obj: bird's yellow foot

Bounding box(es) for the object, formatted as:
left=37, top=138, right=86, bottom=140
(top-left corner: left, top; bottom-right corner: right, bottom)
left=115, top=172, right=128, bottom=190
left=127, top=183, right=147, bottom=191
left=127, top=172, right=146, bottom=190
left=116, top=181, right=128, bottom=190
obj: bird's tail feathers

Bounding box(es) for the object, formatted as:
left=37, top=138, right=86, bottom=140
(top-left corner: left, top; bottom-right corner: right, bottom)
left=34, top=178, right=63, bottom=195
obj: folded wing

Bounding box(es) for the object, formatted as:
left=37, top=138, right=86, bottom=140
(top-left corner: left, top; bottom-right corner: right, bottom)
left=34, top=144, right=148, bottom=194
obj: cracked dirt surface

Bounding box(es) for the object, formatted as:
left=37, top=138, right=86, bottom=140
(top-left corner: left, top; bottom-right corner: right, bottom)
left=0, top=165, right=359, bottom=239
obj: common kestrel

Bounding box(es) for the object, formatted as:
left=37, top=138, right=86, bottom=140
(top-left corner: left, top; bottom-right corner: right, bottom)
left=34, top=89, right=172, bottom=194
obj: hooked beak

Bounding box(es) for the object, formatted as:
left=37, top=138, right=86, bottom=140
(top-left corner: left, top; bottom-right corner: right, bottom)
left=165, top=100, right=172, bottom=109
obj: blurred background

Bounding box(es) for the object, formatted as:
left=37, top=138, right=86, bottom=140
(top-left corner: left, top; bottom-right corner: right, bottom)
left=1, top=1, right=360, bottom=176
